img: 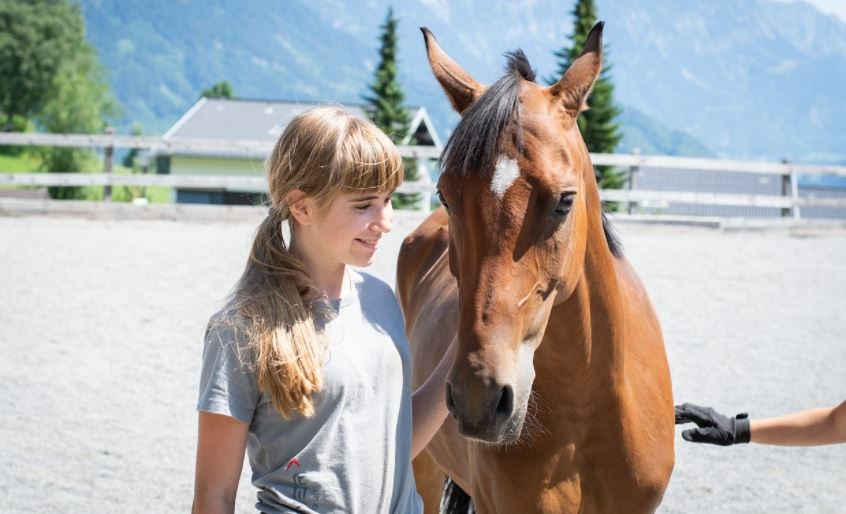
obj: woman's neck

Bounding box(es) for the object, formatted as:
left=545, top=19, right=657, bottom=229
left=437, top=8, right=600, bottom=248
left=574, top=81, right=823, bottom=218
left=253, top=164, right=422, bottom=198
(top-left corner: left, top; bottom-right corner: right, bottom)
left=289, top=234, right=349, bottom=300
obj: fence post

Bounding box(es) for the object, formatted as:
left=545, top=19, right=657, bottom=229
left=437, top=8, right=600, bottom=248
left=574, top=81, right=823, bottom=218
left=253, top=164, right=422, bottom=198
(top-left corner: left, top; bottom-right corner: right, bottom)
left=787, top=162, right=801, bottom=220
left=417, top=158, right=431, bottom=213
left=627, top=148, right=640, bottom=214
left=103, top=126, right=114, bottom=201
left=779, top=158, right=800, bottom=218
left=139, top=149, right=150, bottom=201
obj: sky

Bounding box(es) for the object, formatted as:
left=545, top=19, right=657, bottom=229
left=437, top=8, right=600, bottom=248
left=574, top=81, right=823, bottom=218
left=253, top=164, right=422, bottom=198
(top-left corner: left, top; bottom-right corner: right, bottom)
left=780, top=0, right=846, bottom=22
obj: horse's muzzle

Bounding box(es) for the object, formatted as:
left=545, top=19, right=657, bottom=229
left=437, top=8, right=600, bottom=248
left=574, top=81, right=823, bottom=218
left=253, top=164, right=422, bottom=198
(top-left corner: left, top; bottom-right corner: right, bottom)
left=445, top=379, right=517, bottom=442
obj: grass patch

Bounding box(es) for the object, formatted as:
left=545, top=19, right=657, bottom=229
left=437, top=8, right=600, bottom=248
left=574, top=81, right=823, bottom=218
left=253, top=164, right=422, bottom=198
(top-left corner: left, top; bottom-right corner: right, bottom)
left=0, top=152, right=40, bottom=173
left=110, top=184, right=173, bottom=203
left=110, top=164, right=173, bottom=203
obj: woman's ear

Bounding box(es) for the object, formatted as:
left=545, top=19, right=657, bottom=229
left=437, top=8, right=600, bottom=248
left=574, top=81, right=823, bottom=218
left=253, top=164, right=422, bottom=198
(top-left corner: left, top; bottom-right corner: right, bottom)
left=286, top=189, right=315, bottom=225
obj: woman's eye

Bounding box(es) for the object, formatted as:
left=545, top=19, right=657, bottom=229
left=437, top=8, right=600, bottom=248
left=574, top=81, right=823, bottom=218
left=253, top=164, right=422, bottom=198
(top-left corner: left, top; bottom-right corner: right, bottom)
left=354, top=204, right=370, bottom=212
left=555, top=192, right=576, bottom=216
left=437, top=191, right=450, bottom=212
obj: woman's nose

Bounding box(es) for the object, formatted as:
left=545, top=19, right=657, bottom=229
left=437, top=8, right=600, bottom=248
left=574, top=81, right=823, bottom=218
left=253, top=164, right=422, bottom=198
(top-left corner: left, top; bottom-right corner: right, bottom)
left=373, top=200, right=393, bottom=233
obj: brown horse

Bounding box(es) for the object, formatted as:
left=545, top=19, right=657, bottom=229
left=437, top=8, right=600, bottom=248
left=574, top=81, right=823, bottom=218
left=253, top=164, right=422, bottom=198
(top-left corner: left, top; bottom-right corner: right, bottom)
left=397, top=23, right=674, bottom=513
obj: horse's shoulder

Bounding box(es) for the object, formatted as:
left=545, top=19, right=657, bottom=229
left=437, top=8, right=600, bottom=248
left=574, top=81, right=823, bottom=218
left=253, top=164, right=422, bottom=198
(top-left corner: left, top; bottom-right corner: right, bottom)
left=400, top=208, right=449, bottom=252
left=397, top=208, right=450, bottom=311
left=398, top=208, right=449, bottom=273
left=614, top=256, right=653, bottom=305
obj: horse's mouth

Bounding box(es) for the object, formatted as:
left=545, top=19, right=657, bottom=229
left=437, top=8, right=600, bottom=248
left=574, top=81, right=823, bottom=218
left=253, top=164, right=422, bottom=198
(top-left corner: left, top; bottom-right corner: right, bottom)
left=456, top=408, right=527, bottom=445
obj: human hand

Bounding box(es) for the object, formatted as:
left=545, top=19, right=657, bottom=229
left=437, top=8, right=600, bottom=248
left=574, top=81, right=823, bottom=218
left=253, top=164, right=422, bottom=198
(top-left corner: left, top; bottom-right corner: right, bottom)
left=675, top=403, right=751, bottom=446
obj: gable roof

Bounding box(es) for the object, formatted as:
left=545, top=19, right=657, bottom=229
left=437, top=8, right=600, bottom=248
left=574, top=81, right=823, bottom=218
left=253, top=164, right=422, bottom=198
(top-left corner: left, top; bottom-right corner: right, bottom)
left=403, top=105, right=443, bottom=148
left=163, top=98, right=441, bottom=151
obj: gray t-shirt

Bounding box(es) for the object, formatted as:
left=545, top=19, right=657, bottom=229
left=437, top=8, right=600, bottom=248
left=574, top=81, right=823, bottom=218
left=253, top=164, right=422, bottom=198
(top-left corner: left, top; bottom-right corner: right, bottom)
left=198, top=270, right=423, bottom=514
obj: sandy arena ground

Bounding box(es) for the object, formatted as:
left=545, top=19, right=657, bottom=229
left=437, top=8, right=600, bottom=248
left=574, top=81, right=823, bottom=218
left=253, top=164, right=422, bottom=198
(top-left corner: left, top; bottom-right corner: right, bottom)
left=1, top=210, right=844, bottom=513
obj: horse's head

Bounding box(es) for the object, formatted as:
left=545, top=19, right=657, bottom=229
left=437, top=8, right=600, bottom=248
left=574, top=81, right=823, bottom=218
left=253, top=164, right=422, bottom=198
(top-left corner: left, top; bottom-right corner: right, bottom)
left=424, top=23, right=612, bottom=443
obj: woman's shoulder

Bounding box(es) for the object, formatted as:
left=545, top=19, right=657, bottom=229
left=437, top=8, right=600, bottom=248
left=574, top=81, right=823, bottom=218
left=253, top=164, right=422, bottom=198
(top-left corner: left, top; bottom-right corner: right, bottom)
left=204, top=303, right=252, bottom=350
left=207, top=300, right=241, bottom=329
left=350, top=270, right=398, bottom=301
left=349, top=270, right=406, bottom=325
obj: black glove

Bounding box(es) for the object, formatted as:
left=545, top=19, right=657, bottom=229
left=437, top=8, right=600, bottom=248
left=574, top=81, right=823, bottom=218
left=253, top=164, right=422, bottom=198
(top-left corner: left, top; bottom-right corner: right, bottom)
left=674, top=403, right=751, bottom=446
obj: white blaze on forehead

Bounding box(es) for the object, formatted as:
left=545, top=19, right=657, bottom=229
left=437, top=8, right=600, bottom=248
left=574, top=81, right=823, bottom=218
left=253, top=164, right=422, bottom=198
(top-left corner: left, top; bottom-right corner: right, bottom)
left=490, top=154, right=520, bottom=199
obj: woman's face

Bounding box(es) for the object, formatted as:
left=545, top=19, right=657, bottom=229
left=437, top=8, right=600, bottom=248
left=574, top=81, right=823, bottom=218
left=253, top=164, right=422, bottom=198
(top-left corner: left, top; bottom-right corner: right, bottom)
left=307, top=189, right=395, bottom=268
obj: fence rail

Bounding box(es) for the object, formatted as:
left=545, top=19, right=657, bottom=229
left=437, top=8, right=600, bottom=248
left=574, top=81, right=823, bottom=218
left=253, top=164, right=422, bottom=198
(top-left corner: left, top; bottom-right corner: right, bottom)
left=2, top=132, right=846, bottom=218
left=591, top=153, right=846, bottom=176
left=5, top=173, right=846, bottom=210
left=0, top=132, right=442, bottom=159
left=0, top=172, right=435, bottom=194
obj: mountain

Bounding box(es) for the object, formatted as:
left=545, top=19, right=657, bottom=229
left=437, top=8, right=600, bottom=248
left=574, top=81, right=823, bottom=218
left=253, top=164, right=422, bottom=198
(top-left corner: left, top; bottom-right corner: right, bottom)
left=602, top=0, right=846, bottom=163
left=617, top=107, right=714, bottom=157
left=76, top=0, right=846, bottom=163
left=79, top=0, right=373, bottom=132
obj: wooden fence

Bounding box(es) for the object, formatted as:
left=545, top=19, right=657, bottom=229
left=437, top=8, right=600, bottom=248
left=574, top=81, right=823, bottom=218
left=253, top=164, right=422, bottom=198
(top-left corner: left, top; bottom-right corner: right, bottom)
left=2, top=132, right=845, bottom=218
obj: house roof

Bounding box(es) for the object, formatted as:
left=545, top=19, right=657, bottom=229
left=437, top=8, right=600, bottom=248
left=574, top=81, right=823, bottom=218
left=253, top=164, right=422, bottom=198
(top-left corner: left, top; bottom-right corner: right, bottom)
left=162, top=98, right=441, bottom=155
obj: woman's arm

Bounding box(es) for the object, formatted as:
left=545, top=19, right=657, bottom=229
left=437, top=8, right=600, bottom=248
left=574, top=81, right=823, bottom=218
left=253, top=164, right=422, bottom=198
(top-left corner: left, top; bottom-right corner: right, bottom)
left=675, top=400, right=846, bottom=447
left=410, top=339, right=457, bottom=459
left=192, top=411, right=250, bottom=514
left=751, top=400, right=846, bottom=446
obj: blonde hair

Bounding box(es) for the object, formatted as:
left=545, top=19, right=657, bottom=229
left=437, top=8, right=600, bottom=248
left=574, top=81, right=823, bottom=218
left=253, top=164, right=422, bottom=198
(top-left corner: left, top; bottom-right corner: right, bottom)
left=229, top=106, right=403, bottom=419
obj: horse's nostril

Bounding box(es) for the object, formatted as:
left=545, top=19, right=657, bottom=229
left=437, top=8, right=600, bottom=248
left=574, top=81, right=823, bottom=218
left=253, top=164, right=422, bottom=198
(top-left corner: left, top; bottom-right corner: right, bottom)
left=445, top=382, right=456, bottom=416
left=496, top=385, right=514, bottom=418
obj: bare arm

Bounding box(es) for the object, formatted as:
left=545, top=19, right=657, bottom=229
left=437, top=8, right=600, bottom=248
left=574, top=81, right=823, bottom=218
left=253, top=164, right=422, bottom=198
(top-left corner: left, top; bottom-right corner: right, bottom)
left=676, top=400, right=846, bottom=447
left=410, top=339, right=457, bottom=459
left=192, top=411, right=249, bottom=514
left=751, top=400, right=846, bottom=446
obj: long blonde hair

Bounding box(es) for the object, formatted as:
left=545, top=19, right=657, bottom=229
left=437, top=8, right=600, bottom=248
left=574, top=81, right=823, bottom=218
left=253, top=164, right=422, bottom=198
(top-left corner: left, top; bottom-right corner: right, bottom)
left=229, top=106, right=403, bottom=419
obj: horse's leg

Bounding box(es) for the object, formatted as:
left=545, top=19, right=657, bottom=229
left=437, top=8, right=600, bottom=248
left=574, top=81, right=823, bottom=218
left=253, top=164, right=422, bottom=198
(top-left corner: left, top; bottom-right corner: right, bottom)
left=412, top=450, right=444, bottom=514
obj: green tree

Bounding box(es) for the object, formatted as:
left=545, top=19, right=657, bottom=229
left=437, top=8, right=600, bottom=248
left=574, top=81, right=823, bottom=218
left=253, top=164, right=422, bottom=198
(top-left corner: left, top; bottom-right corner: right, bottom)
left=548, top=0, right=623, bottom=191
left=200, top=81, right=235, bottom=99
left=35, top=39, right=119, bottom=199
left=122, top=122, right=144, bottom=169
left=116, top=122, right=146, bottom=201
left=0, top=0, right=85, bottom=130
left=363, top=7, right=419, bottom=209
left=0, top=114, right=33, bottom=156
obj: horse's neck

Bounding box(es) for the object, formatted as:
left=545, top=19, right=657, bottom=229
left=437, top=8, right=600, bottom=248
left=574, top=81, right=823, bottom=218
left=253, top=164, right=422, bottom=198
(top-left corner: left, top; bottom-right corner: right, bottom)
left=536, top=213, right=625, bottom=403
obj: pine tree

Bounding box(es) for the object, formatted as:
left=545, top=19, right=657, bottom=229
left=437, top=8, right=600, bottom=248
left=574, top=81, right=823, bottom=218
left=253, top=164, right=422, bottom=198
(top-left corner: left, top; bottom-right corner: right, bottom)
left=363, top=7, right=419, bottom=209
left=200, top=81, right=235, bottom=100
left=548, top=0, right=623, bottom=191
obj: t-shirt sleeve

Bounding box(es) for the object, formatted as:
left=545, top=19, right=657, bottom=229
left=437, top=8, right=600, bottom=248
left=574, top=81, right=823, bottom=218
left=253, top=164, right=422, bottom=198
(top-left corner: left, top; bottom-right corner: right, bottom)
left=197, top=319, right=258, bottom=424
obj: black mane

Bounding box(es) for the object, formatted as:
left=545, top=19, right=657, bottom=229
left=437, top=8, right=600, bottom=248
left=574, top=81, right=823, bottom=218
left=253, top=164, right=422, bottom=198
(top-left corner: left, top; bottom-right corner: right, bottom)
left=440, top=50, right=622, bottom=258
left=442, top=50, right=535, bottom=178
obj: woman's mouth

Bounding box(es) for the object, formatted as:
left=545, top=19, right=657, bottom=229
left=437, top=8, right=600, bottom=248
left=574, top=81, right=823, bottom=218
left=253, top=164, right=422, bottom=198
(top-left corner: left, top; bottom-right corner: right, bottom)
left=355, top=238, right=379, bottom=250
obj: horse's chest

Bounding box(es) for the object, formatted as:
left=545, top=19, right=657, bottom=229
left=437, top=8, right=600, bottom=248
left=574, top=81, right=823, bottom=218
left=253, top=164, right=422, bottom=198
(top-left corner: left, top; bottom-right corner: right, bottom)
left=468, top=451, right=666, bottom=514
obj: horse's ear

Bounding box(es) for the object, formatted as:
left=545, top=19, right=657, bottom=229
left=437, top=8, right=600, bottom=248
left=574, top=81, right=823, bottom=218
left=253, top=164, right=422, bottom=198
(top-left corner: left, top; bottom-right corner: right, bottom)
left=547, top=21, right=605, bottom=117
left=420, top=27, right=485, bottom=114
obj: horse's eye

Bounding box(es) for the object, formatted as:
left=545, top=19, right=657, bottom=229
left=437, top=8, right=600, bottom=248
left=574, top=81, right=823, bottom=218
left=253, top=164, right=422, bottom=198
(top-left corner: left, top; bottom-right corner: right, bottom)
left=555, top=192, right=576, bottom=216
left=437, top=190, right=450, bottom=212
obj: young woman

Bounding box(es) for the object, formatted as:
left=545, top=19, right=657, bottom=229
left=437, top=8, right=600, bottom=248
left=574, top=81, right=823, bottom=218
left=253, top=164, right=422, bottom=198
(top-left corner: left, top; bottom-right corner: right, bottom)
left=192, top=106, right=453, bottom=514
